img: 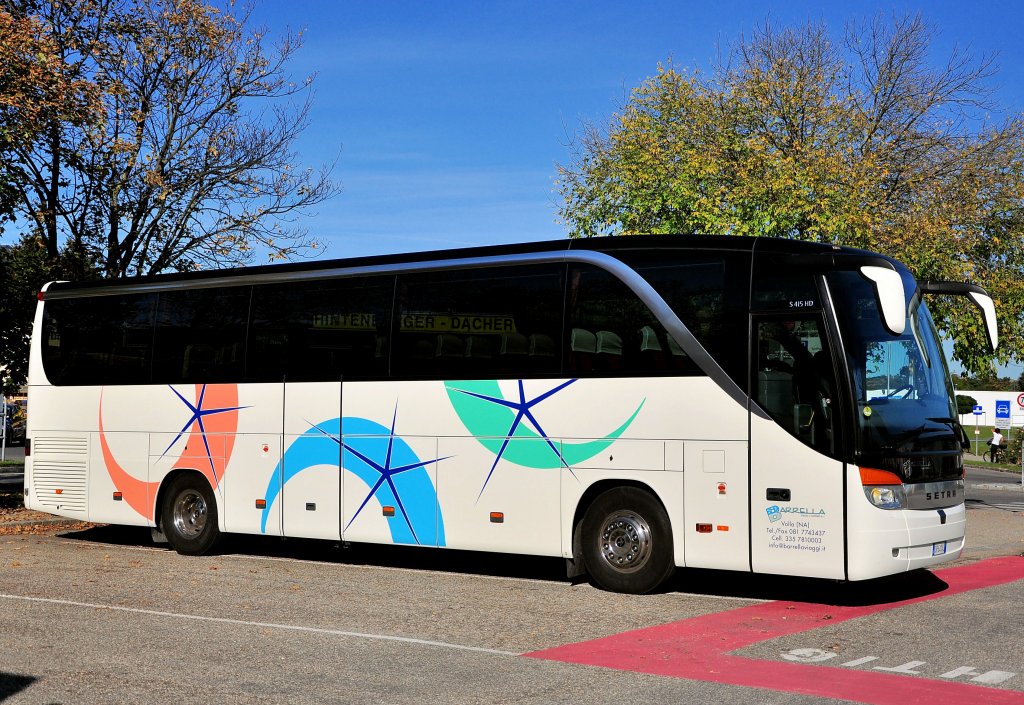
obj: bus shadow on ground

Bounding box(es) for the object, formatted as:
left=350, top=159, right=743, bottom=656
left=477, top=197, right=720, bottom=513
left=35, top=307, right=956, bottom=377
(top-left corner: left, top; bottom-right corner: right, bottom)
left=0, top=672, right=36, bottom=700
left=58, top=524, right=569, bottom=584
left=665, top=566, right=950, bottom=607
left=58, top=524, right=949, bottom=606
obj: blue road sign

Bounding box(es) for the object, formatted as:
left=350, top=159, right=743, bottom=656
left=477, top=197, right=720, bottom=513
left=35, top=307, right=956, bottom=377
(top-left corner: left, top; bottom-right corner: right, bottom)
left=995, top=400, right=1012, bottom=428
left=973, top=405, right=984, bottom=416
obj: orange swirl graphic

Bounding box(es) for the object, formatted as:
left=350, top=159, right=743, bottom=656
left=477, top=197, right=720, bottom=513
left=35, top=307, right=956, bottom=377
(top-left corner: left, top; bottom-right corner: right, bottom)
left=99, top=384, right=240, bottom=521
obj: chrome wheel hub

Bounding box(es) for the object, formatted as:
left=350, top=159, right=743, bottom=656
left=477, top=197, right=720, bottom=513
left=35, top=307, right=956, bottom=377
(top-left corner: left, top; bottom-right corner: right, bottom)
left=172, top=489, right=207, bottom=539
left=598, top=511, right=652, bottom=573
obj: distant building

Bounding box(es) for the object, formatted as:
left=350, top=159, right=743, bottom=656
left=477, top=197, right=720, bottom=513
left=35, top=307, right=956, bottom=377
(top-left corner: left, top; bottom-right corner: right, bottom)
left=956, top=389, right=1024, bottom=429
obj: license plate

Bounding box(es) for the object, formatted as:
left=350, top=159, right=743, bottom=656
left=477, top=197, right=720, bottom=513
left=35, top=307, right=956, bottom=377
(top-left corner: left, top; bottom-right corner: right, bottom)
left=932, top=541, right=947, bottom=556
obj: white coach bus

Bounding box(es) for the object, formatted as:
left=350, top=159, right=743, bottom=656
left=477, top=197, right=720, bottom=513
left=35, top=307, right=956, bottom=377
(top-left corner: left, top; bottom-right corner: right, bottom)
left=24, top=236, right=998, bottom=593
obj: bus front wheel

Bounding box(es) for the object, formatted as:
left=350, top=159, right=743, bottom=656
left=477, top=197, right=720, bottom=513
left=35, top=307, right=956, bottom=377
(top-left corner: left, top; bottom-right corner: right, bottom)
left=161, top=474, right=220, bottom=555
left=581, top=487, right=674, bottom=594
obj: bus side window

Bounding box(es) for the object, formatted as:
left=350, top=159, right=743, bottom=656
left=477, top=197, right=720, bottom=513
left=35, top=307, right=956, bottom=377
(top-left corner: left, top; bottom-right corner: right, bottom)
left=152, top=287, right=251, bottom=384
left=566, top=265, right=699, bottom=377
left=621, top=251, right=749, bottom=385
left=248, top=276, right=394, bottom=382
left=41, top=294, right=156, bottom=385
left=753, top=316, right=837, bottom=455
left=394, top=265, right=564, bottom=380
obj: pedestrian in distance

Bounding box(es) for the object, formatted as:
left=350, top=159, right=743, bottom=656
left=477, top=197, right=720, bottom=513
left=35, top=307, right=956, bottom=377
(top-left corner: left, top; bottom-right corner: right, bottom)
left=986, top=428, right=1005, bottom=462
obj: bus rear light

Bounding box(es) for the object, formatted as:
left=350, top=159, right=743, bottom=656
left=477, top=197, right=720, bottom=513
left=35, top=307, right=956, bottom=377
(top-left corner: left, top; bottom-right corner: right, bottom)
left=696, top=523, right=712, bottom=533
left=37, top=290, right=45, bottom=301
left=24, top=439, right=30, bottom=457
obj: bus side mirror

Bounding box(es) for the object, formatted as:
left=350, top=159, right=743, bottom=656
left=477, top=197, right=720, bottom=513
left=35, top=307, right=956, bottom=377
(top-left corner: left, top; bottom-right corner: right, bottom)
left=968, top=291, right=998, bottom=352
left=860, top=266, right=906, bottom=336
left=920, top=281, right=998, bottom=352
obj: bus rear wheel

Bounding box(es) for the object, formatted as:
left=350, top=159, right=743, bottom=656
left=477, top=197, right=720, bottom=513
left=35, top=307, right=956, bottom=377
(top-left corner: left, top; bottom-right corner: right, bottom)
left=581, top=487, right=674, bottom=594
left=161, top=474, right=220, bottom=555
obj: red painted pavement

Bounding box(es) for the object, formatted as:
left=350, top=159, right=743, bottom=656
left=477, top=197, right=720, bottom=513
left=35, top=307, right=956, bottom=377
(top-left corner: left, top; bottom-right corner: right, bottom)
left=526, top=556, right=1024, bottom=705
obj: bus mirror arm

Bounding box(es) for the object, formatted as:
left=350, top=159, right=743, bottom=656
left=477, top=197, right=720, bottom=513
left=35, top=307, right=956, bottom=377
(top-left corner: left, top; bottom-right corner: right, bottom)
left=919, top=281, right=998, bottom=352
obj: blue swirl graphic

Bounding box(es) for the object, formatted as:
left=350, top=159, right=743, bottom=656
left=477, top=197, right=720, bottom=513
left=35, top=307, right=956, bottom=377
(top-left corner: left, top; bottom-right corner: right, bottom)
left=260, top=416, right=445, bottom=546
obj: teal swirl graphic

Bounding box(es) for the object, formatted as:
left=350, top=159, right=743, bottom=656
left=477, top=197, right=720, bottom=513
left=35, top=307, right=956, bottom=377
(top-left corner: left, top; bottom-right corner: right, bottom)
left=445, top=379, right=645, bottom=497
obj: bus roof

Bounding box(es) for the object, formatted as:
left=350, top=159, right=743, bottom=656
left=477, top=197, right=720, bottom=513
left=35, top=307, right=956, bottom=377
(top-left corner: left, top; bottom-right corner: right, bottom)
left=42, top=234, right=893, bottom=297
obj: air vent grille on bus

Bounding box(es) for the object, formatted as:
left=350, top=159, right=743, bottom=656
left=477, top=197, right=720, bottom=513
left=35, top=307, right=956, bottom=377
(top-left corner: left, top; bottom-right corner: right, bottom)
left=32, top=461, right=88, bottom=512
left=31, top=435, right=89, bottom=516
left=32, top=436, right=89, bottom=456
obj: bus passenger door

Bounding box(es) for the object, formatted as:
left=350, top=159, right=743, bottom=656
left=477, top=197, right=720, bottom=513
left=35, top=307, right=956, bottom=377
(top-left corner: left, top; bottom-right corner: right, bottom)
left=749, top=314, right=846, bottom=579
left=281, top=381, right=342, bottom=540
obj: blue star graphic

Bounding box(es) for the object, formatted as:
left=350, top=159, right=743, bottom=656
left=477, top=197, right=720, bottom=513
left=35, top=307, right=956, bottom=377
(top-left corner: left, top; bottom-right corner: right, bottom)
left=450, top=379, right=577, bottom=500
left=309, top=407, right=447, bottom=546
left=161, top=384, right=247, bottom=481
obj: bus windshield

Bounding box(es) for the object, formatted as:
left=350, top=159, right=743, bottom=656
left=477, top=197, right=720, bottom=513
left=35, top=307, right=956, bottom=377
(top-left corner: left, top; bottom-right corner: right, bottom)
left=829, top=269, right=961, bottom=480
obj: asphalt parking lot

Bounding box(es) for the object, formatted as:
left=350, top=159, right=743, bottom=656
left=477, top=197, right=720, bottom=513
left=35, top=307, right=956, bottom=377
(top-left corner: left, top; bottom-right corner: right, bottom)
left=0, top=493, right=1021, bottom=705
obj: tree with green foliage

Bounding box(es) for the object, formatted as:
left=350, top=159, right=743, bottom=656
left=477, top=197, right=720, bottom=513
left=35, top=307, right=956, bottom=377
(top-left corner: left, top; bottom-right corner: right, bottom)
left=0, top=238, right=48, bottom=393
left=954, top=394, right=977, bottom=416
left=951, top=372, right=1018, bottom=392
left=557, top=14, right=1023, bottom=376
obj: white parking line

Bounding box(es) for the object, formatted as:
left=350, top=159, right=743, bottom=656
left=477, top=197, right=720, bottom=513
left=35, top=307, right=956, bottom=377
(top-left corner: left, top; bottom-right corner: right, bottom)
left=0, top=592, right=521, bottom=657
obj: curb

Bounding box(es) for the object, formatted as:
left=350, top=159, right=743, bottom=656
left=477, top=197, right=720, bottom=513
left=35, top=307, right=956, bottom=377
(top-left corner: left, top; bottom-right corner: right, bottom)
left=0, top=518, right=86, bottom=528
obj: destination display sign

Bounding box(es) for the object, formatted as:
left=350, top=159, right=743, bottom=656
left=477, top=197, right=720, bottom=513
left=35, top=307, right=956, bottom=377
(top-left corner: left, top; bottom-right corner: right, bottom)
left=399, top=314, right=516, bottom=334
left=312, top=313, right=377, bottom=331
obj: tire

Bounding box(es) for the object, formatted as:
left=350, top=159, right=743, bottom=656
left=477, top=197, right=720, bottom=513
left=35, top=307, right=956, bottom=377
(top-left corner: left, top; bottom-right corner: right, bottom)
left=580, top=487, right=675, bottom=594
left=161, top=473, right=220, bottom=555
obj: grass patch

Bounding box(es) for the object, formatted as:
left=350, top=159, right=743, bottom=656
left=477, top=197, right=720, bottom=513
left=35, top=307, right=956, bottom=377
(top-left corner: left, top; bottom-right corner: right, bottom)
left=966, top=460, right=1022, bottom=473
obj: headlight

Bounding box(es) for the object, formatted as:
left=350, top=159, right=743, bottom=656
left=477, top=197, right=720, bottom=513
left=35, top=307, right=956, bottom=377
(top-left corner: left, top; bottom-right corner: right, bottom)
left=859, top=467, right=906, bottom=510
left=864, top=485, right=905, bottom=510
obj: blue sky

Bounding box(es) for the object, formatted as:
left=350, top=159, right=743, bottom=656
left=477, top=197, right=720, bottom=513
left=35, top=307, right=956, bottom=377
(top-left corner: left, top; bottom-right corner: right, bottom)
left=246, top=0, right=1024, bottom=262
